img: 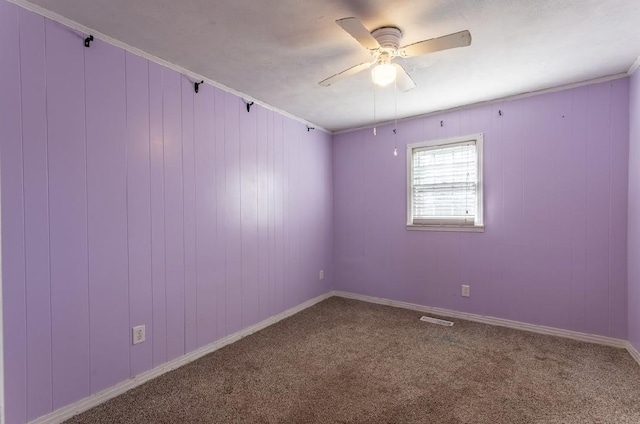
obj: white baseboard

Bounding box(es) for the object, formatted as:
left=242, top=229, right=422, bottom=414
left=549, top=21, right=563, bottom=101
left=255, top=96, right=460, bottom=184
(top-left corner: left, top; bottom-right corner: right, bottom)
left=30, top=292, right=332, bottom=424
left=333, top=291, right=628, bottom=349
left=28, top=289, right=639, bottom=424
left=627, top=342, right=640, bottom=367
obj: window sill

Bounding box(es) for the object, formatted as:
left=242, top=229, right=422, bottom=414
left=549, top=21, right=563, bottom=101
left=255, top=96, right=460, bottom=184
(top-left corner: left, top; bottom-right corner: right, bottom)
left=406, top=224, right=485, bottom=233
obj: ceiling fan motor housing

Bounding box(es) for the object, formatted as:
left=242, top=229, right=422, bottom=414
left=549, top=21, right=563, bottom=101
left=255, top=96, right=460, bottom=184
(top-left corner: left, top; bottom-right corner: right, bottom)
left=371, top=27, right=402, bottom=51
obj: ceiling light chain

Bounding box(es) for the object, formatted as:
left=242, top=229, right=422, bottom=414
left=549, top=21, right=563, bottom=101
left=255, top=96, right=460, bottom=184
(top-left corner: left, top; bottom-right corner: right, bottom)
left=373, top=83, right=377, bottom=136
left=393, top=78, right=398, bottom=157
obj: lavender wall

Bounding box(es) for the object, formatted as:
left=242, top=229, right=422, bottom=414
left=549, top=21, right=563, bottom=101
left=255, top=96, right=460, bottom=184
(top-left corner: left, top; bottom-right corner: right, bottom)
left=629, top=69, right=640, bottom=353
left=333, top=78, right=629, bottom=340
left=0, top=3, right=333, bottom=423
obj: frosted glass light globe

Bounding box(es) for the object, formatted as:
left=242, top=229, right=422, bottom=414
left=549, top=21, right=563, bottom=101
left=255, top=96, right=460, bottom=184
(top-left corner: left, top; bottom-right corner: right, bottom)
left=371, top=63, right=397, bottom=87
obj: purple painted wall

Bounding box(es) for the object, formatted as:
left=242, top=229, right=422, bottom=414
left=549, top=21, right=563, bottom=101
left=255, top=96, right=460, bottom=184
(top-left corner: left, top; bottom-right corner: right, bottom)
left=629, top=69, right=640, bottom=353
left=1, top=1, right=637, bottom=423
left=333, top=78, right=629, bottom=340
left=0, top=3, right=333, bottom=423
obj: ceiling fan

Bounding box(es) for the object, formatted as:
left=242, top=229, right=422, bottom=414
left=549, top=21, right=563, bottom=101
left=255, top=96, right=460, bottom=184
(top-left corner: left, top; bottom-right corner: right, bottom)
left=319, top=17, right=472, bottom=91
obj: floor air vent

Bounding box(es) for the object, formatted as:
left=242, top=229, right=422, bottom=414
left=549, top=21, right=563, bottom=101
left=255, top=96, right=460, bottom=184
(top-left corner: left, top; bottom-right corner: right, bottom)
left=420, top=316, right=454, bottom=326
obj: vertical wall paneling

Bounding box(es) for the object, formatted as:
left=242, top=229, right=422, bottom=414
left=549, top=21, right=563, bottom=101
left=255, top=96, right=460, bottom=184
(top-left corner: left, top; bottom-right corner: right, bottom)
left=497, top=101, right=527, bottom=321
left=214, top=88, right=228, bottom=340
left=305, top=131, right=317, bottom=297
left=487, top=104, right=506, bottom=318
left=0, top=3, right=27, bottom=423
left=45, top=18, right=91, bottom=411
left=319, top=127, right=333, bottom=297
left=194, top=85, right=217, bottom=348
left=333, top=79, right=630, bottom=338
left=584, top=83, right=612, bottom=336
left=370, top=124, right=397, bottom=301
left=257, top=106, right=270, bottom=321
left=458, top=106, right=501, bottom=318
left=18, top=8, right=53, bottom=421
left=293, top=123, right=303, bottom=306
left=273, top=113, right=285, bottom=315
left=148, top=61, right=167, bottom=367
left=569, top=87, right=589, bottom=333
left=224, top=93, right=242, bottom=334
left=331, top=123, right=358, bottom=296
left=182, top=78, right=198, bottom=353
left=290, top=123, right=302, bottom=307
left=125, top=52, right=153, bottom=377
left=267, top=110, right=276, bottom=318
left=609, top=79, right=630, bottom=339
left=542, top=92, right=573, bottom=328
left=0, top=4, right=336, bottom=422
left=399, top=119, right=429, bottom=306
left=518, top=94, right=553, bottom=326
left=85, top=39, right=129, bottom=394
left=282, top=119, right=291, bottom=310
left=162, top=69, right=185, bottom=361
left=629, top=69, right=640, bottom=352
left=240, top=102, right=259, bottom=328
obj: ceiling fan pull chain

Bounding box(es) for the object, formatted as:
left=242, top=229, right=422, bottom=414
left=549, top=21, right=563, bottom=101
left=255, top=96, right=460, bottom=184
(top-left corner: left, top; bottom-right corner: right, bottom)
left=373, top=83, right=377, bottom=136
left=393, top=78, right=398, bottom=156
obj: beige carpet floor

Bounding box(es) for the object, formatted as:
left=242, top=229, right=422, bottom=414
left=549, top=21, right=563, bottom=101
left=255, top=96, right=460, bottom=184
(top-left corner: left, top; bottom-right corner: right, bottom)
left=66, top=297, right=640, bottom=423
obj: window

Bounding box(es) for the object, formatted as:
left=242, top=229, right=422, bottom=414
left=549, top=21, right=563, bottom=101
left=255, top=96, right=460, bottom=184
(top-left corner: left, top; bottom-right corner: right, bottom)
left=406, top=134, right=484, bottom=232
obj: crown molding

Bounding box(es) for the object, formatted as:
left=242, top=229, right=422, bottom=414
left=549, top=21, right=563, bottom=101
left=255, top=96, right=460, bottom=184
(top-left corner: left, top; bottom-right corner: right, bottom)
left=628, top=56, right=640, bottom=76
left=6, top=0, right=331, bottom=135
left=334, top=73, right=629, bottom=136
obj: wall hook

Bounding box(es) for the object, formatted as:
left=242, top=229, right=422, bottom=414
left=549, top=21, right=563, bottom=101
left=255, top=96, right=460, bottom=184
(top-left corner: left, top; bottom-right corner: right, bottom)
left=440, top=120, right=444, bottom=127
left=245, top=101, right=254, bottom=113
left=498, top=110, right=503, bottom=116
left=84, top=35, right=94, bottom=48
left=307, top=126, right=315, bottom=132
left=194, top=80, right=204, bottom=94
left=393, top=128, right=397, bottom=134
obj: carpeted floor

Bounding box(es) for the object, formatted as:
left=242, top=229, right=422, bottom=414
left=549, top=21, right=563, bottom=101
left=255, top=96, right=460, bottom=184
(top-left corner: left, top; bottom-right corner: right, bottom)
left=66, top=297, right=640, bottom=423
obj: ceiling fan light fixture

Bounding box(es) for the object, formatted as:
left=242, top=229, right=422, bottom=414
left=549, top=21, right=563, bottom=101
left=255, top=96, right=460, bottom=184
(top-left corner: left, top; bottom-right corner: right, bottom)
left=371, top=63, right=396, bottom=87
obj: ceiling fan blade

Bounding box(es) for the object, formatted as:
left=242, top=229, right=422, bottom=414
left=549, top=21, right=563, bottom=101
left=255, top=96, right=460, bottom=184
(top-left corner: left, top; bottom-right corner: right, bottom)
left=394, top=63, right=416, bottom=92
left=336, top=17, right=380, bottom=50
left=318, top=61, right=374, bottom=87
left=401, top=30, right=471, bottom=57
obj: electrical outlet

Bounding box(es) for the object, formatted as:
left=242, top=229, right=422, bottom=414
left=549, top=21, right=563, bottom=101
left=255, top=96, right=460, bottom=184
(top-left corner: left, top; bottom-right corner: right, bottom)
left=132, top=325, right=145, bottom=345
left=462, top=285, right=470, bottom=298
left=319, top=270, right=324, bottom=280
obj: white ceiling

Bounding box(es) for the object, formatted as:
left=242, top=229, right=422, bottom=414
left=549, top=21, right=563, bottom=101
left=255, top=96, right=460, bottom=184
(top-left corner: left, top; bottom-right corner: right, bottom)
left=23, top=0, right=640, bottom=132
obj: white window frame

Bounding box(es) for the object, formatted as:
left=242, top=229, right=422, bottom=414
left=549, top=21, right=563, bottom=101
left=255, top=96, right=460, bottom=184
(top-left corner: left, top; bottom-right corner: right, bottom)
left=406, top=133, right=484, bottom=232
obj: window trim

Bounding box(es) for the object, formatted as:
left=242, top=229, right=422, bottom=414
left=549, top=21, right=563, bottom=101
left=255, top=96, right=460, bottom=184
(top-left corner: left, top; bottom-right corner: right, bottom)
left=406, top=133, right=484, bottom=232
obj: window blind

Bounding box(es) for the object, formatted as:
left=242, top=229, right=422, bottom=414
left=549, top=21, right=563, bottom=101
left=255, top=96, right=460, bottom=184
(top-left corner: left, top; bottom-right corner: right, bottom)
left=411, top=141, right=477, bottom=225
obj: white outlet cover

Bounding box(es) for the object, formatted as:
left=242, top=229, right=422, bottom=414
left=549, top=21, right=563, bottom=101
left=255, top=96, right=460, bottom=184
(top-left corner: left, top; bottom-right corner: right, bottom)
left=462, top=285, right=471, bottom=297
left=132, top=325, right=145, bottom=345
left=319, top=270, right=324, bottom=280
